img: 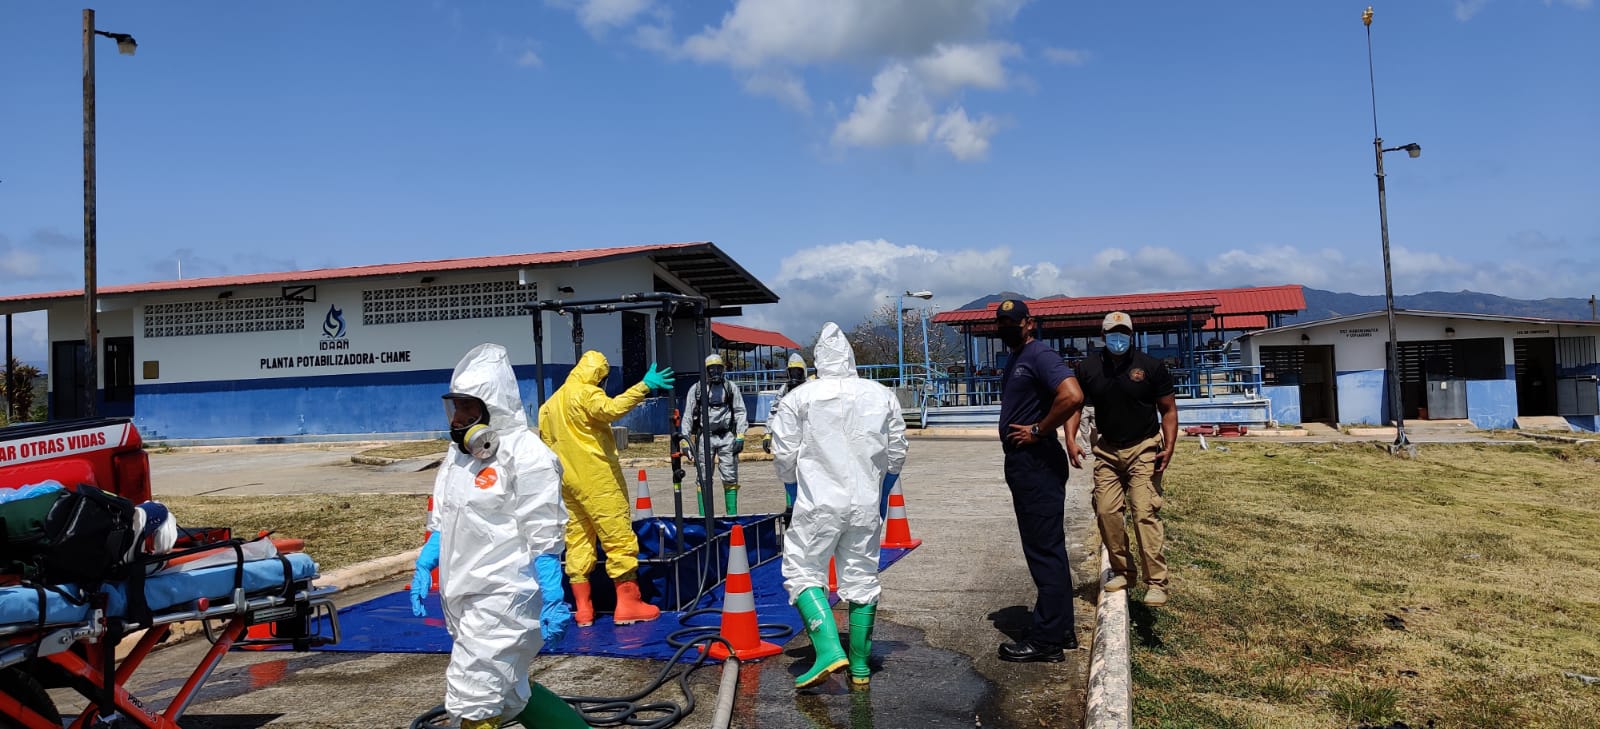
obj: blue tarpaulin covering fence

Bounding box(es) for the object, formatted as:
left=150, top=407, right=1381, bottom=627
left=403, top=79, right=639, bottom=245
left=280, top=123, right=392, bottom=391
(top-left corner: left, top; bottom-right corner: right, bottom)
left=297, top=515, right=917, bottom=662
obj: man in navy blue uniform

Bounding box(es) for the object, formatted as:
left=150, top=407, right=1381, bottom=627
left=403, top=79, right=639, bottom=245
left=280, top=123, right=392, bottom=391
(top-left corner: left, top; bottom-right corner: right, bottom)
left=993, top=299, right=1086, bottom=662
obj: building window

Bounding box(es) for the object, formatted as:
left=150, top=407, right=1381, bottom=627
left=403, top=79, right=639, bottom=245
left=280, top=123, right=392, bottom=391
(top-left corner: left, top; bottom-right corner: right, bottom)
left=143, top=298, right=306, bottom=338
left=361, top=281, right=537, bottom=326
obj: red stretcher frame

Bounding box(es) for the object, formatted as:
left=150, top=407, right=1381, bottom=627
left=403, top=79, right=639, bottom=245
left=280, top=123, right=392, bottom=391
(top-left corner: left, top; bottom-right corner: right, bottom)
left=0, top=585, right=338, bottom=729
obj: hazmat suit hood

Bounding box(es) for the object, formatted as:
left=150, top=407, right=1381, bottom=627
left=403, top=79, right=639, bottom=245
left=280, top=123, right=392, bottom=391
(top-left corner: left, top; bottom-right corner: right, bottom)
left=814, top=323, right=857, bottom=379
left=448, top=343, right=529, bottom=435
left=567, top=350, right=611, bottom=388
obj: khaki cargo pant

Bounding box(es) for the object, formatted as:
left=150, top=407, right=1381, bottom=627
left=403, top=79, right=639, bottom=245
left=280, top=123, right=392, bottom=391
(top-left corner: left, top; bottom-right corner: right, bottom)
left=1092, top=433, right=1168, bottom=587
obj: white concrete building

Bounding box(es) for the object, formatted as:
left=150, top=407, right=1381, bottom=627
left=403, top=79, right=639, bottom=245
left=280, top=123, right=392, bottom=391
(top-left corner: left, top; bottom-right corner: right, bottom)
left=1240, top=310, right=1600, bottom=431
left=0, top=242, right=777, bottom=442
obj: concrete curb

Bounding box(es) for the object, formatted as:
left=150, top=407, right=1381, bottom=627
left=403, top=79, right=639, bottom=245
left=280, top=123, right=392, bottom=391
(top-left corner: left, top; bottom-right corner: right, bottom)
left=1516, top=430, right=1599, bottom=445
left=1085, top=548, right=1133, bottom=729
left=123, top=548, right=421, bottom=657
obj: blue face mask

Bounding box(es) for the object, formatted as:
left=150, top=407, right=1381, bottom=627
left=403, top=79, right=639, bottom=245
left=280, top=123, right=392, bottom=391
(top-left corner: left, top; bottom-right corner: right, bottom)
left=1105, top=332, right=1132, bottom=355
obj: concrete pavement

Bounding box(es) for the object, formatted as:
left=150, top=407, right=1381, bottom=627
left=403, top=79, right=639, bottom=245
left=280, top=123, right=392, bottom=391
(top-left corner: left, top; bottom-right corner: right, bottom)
left=118, top=437, right=1099, bottom=727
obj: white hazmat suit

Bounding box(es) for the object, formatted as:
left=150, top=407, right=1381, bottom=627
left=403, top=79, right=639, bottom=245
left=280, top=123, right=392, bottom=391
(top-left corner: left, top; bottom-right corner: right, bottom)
left=429, top=344, right=568, bottom=723
left=769, top=323, right=908, bottom=605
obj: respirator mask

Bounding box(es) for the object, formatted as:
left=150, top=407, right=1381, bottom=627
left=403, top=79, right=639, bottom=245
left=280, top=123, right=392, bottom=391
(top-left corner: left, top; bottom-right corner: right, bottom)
left=1105, top=331, right=1133, bottom=356
left=444, top=394, right=499, bottom=460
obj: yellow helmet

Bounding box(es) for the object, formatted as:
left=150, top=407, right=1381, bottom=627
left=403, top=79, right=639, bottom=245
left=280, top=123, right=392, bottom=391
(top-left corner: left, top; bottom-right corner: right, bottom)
left=705, top=353, right=725, bottom=368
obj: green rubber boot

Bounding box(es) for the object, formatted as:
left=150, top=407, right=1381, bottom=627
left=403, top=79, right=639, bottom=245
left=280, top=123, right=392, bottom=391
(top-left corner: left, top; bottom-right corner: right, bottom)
left=848, top=602, right=876, bottom=688
left=513, top=681, right=588, bottom=728
left=724, top=485, right=739, bottom=515
left=794, top=587, right=848, bottom=689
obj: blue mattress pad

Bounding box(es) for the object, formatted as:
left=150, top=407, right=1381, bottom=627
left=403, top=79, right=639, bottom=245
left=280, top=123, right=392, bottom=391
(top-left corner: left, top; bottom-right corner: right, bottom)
left=0, top=553, right=319, bottom=629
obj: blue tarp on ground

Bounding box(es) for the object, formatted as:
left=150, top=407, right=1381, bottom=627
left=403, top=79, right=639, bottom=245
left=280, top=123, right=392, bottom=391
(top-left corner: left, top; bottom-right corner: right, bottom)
left=307, top=541, right=916, bottom=662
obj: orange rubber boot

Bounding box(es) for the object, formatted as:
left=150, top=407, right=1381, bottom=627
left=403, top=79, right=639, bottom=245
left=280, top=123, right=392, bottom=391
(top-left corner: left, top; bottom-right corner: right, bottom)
left=613, top=580, right=661, bottom=624
left=571, top=582, right=595, bottom=627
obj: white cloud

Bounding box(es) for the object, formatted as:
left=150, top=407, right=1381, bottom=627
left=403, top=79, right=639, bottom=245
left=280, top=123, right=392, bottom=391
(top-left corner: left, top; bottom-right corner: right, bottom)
left=549, top=0, right=656, bottom=34
left=832, top=64, right=935, bottom=149
left=1043, top=47, right=1090, bottom=66
left=742, top=71, right=813, bottom=113
left=1457, top=0, right=1590, bottom=20
left=682, top=0, right=1027, bottom=67
left=933, top=107, right=1001, bottom=160
left=911, top=41, right=1019, bottom=94
left=0, top=245, right=46, bottom=281
left=556, top=0, right=1033, bottom=160
left=738, top=239, right=1600, bottom=342
left=494, top=36, right=544, bottom=68
left=1454, top=0, right=1491, bottom=21
left=830, top=57, right=1007, bottom=160
left=0, top=230, right=76, bottom=288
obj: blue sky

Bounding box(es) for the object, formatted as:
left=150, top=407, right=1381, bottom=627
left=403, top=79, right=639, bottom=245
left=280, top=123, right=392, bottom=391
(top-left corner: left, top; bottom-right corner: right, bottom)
left=3, top=0, right=1597, bottom=362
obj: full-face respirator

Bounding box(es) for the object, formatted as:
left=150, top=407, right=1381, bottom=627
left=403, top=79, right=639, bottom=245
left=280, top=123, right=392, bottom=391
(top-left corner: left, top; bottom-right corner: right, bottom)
left=444, top=394, right=499, bottom=460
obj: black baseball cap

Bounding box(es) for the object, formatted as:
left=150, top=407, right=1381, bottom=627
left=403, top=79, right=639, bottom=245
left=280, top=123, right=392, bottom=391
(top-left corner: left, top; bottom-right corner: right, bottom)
left=995, top=299, right=1030, bottom=322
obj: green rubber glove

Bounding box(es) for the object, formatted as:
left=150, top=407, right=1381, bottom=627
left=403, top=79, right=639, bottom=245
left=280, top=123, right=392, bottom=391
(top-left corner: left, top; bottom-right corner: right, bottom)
left=642, top=363, right=675, bottom=391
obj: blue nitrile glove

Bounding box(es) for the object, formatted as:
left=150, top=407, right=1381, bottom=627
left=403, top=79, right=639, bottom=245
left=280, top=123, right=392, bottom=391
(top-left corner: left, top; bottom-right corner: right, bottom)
left=411, top=532, right=442, bottom=617
left=642, top=363, right=675, bottom=391
left=878, top=472, right=900, bottom=520
left=534, top=554, right=573, bottom=643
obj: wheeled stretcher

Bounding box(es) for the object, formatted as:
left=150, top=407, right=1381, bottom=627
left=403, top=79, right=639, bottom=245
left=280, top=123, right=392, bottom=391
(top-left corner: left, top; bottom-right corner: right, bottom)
left=0, top=551, right=340, bottom=729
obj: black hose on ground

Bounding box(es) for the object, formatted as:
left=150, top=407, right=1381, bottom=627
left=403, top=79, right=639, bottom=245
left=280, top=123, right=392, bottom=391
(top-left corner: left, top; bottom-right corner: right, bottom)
left=409, top=610, right=794, bottom=729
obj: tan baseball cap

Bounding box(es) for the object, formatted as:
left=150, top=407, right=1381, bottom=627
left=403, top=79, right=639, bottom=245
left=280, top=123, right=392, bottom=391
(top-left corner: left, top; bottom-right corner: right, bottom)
left=1102, top=311, right=1133, bottom=332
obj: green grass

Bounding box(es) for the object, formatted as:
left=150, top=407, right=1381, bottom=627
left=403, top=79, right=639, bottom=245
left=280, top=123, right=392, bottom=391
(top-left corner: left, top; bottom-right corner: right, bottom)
left=1130, top=441, right=1600, bottom=728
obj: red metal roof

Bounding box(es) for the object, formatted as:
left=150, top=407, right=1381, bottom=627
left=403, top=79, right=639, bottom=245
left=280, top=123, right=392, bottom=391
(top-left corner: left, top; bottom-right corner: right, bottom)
left=712, top=322, right=801, bottom=350
left=932, top=285, right=1304, bottom=329
left=1185, top=285, right=1305, bottom=317
left=0, top=242, right=773, bottom=307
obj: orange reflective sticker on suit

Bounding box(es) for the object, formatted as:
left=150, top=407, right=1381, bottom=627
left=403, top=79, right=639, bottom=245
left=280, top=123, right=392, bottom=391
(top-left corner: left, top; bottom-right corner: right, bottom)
left=475, top=467, right=499, bottom=490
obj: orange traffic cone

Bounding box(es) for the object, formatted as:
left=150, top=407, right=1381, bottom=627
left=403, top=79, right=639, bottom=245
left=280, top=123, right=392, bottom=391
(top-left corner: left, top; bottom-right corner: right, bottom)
left=705, top=524, right=783, bottom=662
left=634, top=469, right=655, bottom=521
left=828, top=557, right=838, bottom=593
left=880, top=480, right=922, bottom=549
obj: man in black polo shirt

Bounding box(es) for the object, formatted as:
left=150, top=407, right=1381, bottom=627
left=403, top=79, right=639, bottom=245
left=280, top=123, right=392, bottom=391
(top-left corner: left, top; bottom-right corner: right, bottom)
left=1066, top=312, right=1178, bottom=607
left=993, top=299, right=1085, bottom=662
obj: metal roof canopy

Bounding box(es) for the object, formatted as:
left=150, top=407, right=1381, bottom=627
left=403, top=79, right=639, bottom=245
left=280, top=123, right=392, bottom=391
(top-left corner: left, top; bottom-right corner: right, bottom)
left=933, top=285, right=1306, bottom=338
left=710, top=322, right=802, bottom=351
left=0, top=241, right=778, bottom=315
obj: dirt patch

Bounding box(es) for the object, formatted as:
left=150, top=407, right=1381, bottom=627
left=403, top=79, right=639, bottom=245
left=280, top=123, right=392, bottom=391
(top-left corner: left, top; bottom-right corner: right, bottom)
left=160, top=493, right=430, bottom=572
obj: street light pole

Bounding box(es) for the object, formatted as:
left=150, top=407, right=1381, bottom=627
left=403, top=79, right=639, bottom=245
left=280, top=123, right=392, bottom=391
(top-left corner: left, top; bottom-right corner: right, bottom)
left=920, top=306, right=932, bottom=380
left=1365, top=7, right=1418, bottom=450
left=83, top=9, right=98, bottom=418
left=889, top=290, right=933, bottom=388
left=895, top=292, right=906, bottom=388
left=81, top=8, right=136, bottom=418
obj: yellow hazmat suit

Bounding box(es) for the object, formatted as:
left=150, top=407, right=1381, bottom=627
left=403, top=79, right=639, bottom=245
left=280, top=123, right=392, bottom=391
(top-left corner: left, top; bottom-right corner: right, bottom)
left=538, top=351, right=649, bottom=584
